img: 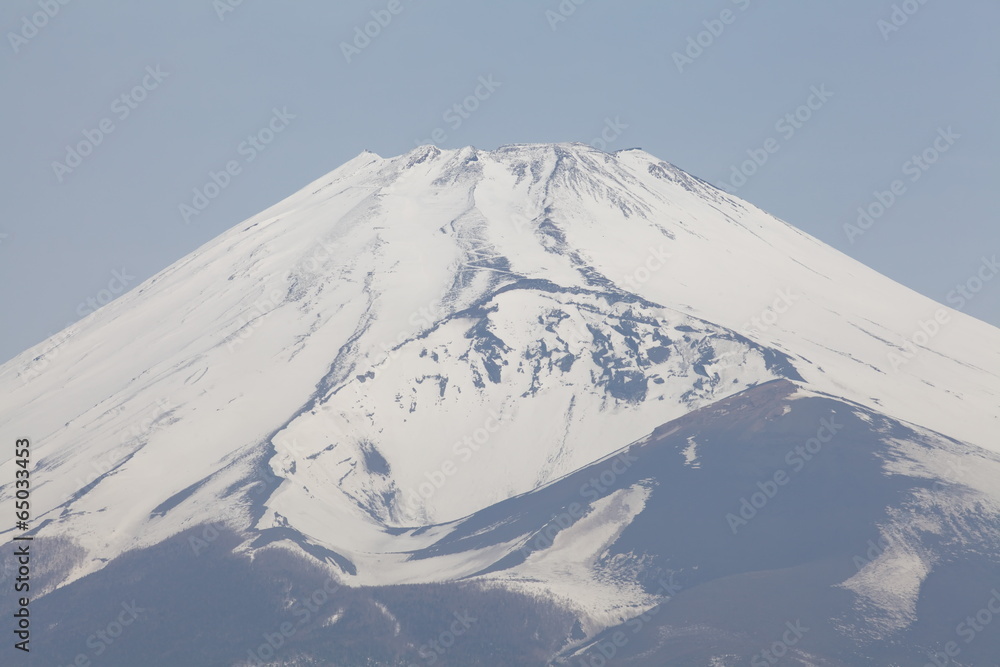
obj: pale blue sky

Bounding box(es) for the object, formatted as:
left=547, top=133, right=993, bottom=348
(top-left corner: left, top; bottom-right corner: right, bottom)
left=1, top=0, right=997, bottom=362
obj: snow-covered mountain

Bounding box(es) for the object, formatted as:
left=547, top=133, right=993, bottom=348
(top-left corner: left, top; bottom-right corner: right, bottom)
left=2, top=143, right=999, bottom=665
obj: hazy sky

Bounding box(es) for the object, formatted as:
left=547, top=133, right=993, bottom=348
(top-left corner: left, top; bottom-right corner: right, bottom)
left=1, top=0, right=997, bottom=363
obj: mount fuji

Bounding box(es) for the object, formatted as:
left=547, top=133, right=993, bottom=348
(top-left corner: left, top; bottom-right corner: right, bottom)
left=2, top=143, right=999, bottom=666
